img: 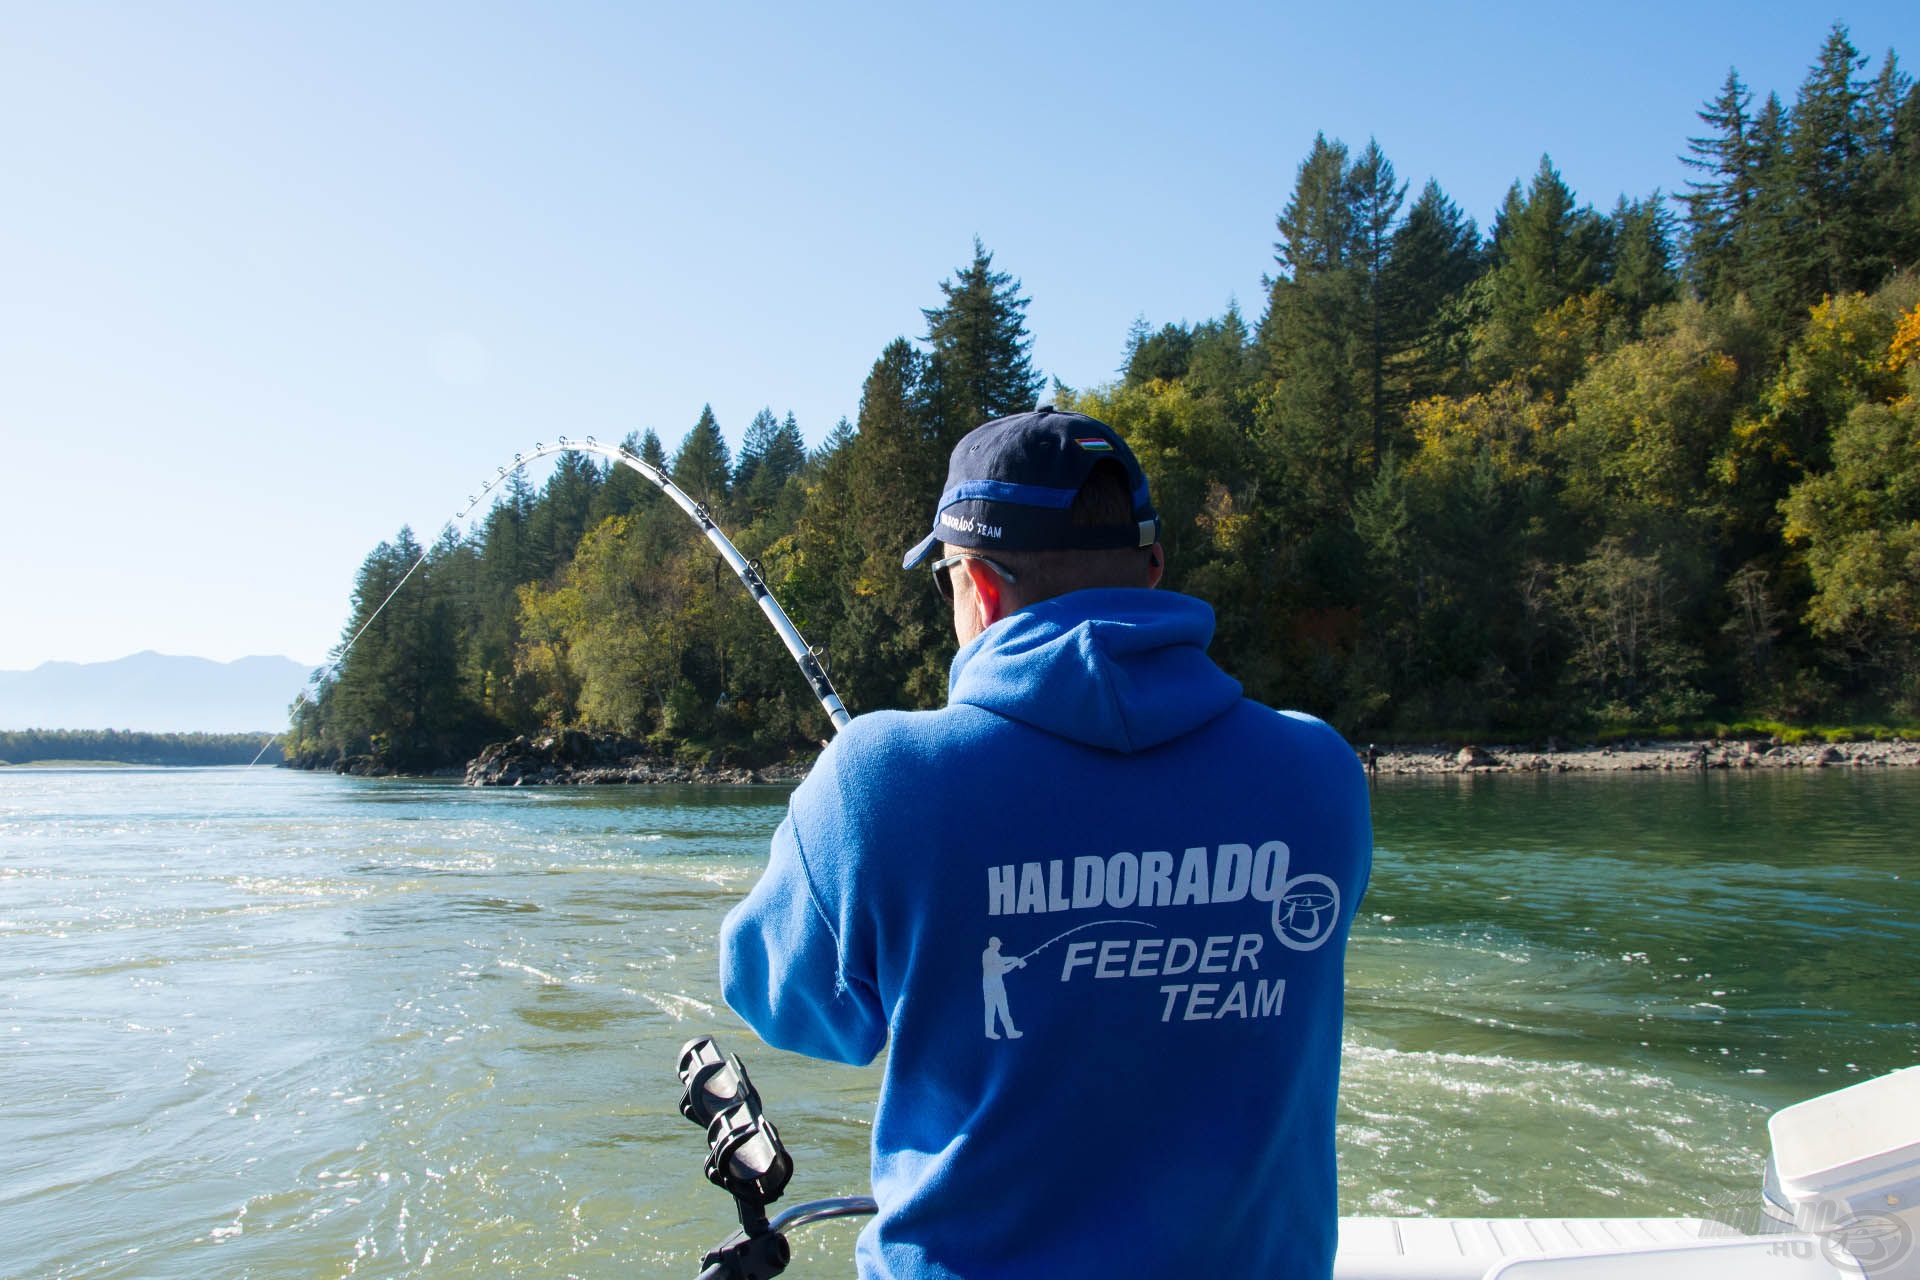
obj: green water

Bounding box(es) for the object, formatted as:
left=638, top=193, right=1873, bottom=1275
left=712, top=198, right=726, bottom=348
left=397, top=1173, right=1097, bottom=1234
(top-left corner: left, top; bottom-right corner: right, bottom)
left=0, top=767, right=1914, bottom=1277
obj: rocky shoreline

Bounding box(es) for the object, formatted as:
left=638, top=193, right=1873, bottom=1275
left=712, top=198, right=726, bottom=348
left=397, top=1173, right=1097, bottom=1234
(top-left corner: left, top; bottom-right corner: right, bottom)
left=461, top=730, right=812, bottom=787
left=1360, top=736, right=1920, bottom=775
left=312, top=729, right=1920, bottom=785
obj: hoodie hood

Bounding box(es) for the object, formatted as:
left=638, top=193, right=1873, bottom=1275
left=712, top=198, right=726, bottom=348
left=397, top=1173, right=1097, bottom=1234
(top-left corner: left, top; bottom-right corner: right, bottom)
left=946, top=589, right=1242, bottom=753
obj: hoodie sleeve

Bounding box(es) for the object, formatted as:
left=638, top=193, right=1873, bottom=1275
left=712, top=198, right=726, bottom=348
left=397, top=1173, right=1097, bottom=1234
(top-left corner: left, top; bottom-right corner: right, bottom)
left=720, top=806, right=887, bottom=1066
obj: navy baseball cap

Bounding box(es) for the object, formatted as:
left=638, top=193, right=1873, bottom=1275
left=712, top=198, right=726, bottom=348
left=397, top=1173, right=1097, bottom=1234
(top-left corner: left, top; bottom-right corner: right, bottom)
left=901, top=407, right=1160, bottom=569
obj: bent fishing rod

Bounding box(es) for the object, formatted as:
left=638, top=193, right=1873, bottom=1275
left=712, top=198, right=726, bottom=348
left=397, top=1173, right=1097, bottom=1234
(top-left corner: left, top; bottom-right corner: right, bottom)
left=482, top=438, right=850, bottom=733
left=259, top=436, right=851, bottom=765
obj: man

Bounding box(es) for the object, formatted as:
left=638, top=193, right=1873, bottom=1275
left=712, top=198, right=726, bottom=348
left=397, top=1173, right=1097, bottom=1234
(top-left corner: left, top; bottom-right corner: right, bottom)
left=721, top=406, right=1372, bottom=1279
left=980, top=937, right=1025, bottom=1040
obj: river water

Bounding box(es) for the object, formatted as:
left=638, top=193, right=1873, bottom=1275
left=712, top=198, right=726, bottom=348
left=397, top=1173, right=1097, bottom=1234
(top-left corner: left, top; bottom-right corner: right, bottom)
left=1, top=766, right=1915, bottom=1277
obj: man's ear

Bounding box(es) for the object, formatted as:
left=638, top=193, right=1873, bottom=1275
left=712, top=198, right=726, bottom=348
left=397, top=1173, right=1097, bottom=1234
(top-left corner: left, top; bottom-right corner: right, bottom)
left=1145, top=542, right=1165, bottom=588
left=964, top=556, right=1005, bottom=627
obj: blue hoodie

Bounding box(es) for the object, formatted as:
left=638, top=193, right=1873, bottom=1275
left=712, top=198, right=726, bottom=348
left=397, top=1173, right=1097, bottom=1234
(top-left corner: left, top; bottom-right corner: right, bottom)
left=721, top=589, right=1371, bottom=1279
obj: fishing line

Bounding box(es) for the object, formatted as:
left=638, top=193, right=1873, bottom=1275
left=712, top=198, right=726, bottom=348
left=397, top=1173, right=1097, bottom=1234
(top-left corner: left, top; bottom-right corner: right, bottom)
left=249, top=436, right=850, bottom=768
left=1018, top=918, right=1159, bottom=963
left=246, top=545, right=432, bottom=767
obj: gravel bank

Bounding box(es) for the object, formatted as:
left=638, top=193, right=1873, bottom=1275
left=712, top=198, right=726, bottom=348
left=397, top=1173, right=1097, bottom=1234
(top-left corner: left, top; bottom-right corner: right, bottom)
left=1359, top=738, right=1920, bottom=775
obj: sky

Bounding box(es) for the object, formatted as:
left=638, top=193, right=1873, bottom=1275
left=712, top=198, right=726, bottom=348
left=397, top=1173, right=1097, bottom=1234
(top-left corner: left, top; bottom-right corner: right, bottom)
left=1, top=1, right=1913, bottom=670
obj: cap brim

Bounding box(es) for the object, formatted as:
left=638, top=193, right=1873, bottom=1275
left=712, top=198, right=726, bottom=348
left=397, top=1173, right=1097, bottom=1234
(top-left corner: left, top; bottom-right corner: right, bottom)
left=901, top=530, right=940, bottom=570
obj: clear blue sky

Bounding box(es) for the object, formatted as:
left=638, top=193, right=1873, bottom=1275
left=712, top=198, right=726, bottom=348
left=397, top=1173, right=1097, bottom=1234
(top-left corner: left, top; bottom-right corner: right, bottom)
left=1, top=2, right=1912, bottom=669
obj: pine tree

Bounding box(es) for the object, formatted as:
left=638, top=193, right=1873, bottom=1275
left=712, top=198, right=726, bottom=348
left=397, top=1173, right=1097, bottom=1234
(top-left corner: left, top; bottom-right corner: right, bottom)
left=1123, top=320, right=1196, bottom=385
left=1865, top=51, right=1920, bottom=274
left=922, top=238, right=1043, bottom=437
left=1383, top=179, right=1482, bottom=403
left=796, top=339, right=950, bottom=712
left=1350, top=139, right=1409, bottom=464
left=733, top=407, right=781, bottom=496
left=1185, top=299, right=1257, bottom=422
left=589, top=430, right=656, bottom=524
left=1788, top=25, right=1875, bottom=298
left=766, top=412, right=807, bottom=492
left=1259, top=135, right=1415, bottom=514
left=1680, top=70, right=1758, bottom=302
left=1606, top=194, right=1679, bottom=324
left=672, top=404, right=732, bottom=508
left=1477, top=155, right=1609, bottom=382
left=324, top=527, right=472, bottom=768
left=1739, top=92, right=1801, bottom=333
left=526, top=449, right=601, bottom=580
left=734, top=408, right=807, bottom=521
left=1273, top=134, right=1356, bottom=278
left=811, top=417, right=855, bottom=473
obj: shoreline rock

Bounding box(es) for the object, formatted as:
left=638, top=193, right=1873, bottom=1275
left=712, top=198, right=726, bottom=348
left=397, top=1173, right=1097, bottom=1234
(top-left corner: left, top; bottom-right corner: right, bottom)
left=1358, top=737, right=1920, bottom=776
left=463, top=730, right=813, bottom=788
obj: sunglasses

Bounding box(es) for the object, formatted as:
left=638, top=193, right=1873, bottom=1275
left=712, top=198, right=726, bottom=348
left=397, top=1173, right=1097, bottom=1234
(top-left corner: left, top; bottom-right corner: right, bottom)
left=931, top=552, right=1019, bottom=602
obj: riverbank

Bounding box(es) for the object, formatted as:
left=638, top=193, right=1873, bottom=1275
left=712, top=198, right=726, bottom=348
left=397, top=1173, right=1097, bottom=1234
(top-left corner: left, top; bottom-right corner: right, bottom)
left=461, top=729, right=812, bottom=787
left=302, top=728, right=1920, bottom=786
left=1362, top=736, right=1920, bottom=775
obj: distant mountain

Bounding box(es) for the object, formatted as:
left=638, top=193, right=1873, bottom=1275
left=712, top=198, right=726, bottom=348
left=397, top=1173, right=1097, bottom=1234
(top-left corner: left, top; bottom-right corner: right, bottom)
left=0, top=652, right=319, bottom=733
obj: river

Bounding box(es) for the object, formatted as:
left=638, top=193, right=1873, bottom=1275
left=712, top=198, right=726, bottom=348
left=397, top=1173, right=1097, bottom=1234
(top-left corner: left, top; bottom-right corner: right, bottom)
left=1, top=766, right=1915, bottom=1277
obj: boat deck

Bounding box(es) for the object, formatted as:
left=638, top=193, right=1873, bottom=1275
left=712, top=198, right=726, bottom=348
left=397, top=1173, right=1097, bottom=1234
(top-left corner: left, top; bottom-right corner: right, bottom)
left=1336, top=1216, right=1744, bottom=1278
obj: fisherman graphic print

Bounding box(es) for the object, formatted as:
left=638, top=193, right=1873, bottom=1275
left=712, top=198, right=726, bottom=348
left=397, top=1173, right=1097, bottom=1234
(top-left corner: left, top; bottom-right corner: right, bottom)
left=721, top=589, right=1372, bottom=1280
left=980, top=938, right=1024, bottom=1039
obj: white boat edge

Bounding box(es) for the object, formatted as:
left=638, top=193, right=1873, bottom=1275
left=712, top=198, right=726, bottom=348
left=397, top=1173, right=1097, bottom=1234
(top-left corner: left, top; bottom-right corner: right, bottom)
left=1332, top=1064, right=1920, bottom=1278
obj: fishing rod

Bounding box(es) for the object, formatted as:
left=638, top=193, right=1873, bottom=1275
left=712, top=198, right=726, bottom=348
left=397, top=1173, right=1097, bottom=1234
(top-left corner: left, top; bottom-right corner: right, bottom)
left=473, top=438, right=850, bottom=734
left=254, top=436, right=851, bottom=765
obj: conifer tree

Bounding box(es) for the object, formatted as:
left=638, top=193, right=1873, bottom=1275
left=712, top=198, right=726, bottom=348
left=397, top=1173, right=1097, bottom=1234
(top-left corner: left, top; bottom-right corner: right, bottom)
left=1739, top=92, right=1801, bottom=332
left=1350, top=139, right=1409, bottom=464
left=1788, top=25, right=1875, bottom=298
left=323, top=527, right=473, bottom=768
left=1259, top=134, right=1394, bottom=517
left=1184, top=299, right=1256, bottom=415
left=811, top=417, right=855, bottom=473
left=637, top=427, right=668, bottom=470
left=672, top=404, right=732, bottom=508
left=1865, top=52, right=1920, bottom=275
left=527, top=449, right=601, bottom=580
left=762, top=412, right=807, bottom=496
left=1383, top=179, right=1481, bottom=402
left=1272, top=134, right=1357, bottom=277
left=589, top=430, right=655, bottom=524
left=1123, top=320, right=1196, bottom=385
left=922, top=239, right=1042, bottom=437
left=1606, top=194, right=1679, bottom=324
left=466, top=469, right=538, bottom=722
left=1477, top=156, right=1608, bottom=382
left=734, top=408, right=808, bottom=522
left=1681, top=69, right=1758, bottom=302
left=732, top=408, right=781, bottom=496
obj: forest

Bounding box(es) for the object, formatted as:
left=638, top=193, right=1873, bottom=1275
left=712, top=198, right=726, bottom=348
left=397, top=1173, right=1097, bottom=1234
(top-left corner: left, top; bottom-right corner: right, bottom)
left=0, top=730, right=281, bottom=767
left=287, top=27, right=1920, bottom=772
